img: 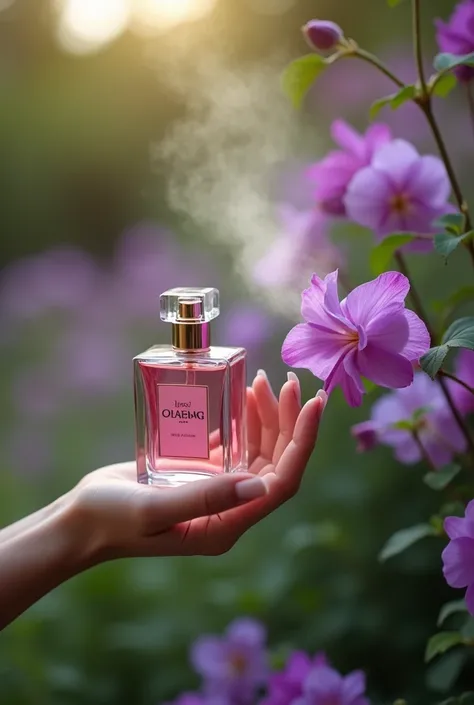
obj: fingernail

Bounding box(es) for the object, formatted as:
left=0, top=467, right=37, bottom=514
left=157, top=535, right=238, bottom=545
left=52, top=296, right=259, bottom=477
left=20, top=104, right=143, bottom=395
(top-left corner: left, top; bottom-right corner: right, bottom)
left=316, top=389, right=328, bottom=410
left=257, top=369, right=268, bottom=379
left=235, top=478, right=267, bottom=501
left=287, top=371, right=301, bottom=406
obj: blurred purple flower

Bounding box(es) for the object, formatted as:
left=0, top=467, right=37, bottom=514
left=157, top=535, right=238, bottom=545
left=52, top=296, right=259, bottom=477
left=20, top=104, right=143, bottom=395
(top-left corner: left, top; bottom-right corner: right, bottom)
left=345, top=140, right=453, bottom=250
left=282, top=270, right=429, bottom=407
left=220, top=305, right=274, bottom=351
left=303, top=20, right=344, bottom=52
left=351, top=373, right=466, bottom=468
left=12, top=367, right=62, bottom=420
left=306, top=120, right=392, bottom=216
left=436, top=0, right=474, bottom=82
left=253, top=205, right=342, bottom=289
left=52, top=325, right=132, bottom=398
left=449, top=349, right=474, bottom=415
left=261, top=652, right=328, bottom=705
left=113, top=222, right=215, bottom=321
left=191, top=618, right=268, bottom=704
left=442, top=500, right=474, bottom=614
left=0, top=247, right=99, bottom=321
left=294, top=661, right=369, bottom=705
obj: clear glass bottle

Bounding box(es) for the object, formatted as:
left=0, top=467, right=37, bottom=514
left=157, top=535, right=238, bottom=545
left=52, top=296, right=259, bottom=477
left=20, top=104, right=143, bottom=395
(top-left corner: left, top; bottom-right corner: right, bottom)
left=134, top=287, right=248, bottom=486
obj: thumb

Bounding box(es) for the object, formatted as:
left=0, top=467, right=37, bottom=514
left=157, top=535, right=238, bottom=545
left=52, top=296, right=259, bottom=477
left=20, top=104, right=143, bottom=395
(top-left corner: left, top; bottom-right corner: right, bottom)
left=144, top=474, right=268, bottom=530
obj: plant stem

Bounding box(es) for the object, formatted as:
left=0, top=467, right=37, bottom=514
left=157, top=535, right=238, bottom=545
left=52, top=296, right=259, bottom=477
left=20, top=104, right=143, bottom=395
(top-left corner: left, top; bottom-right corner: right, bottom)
left=440, top=369, right=474, bottom=397
left=395, top=252, right=474, bottom=455
left=351, top=47, right=405, bottom=89
left=411, top=0, right=474, bottom=267
left=465, top=82, right=474, bottom=143
left=412, top=0, right=428, bottom=97
left=394, top=252, right=434, bottom=338
left=412, top=430, right=435, bottom=470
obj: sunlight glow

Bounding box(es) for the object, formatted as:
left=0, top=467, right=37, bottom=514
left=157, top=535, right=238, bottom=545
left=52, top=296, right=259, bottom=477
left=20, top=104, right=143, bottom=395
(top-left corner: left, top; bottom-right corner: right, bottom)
left=57, top=0, right=130, bottom=54
left=132, top=0, right=217, bottom=35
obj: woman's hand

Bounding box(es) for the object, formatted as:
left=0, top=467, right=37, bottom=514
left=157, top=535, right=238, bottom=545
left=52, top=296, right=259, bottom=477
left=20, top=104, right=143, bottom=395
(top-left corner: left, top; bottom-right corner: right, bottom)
left=71, top=371, right=327, bottom=562
left=0, top=371, right=326, bottom=630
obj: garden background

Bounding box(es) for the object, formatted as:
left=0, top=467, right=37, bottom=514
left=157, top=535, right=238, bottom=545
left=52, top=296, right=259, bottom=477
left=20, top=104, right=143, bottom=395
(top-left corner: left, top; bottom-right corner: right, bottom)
left=0, top=1, right=472, bottom=703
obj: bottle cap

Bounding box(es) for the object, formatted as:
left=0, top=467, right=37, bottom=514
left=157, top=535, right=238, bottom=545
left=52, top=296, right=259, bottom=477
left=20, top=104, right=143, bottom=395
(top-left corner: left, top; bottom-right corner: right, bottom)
left=160, top=287, right=220, bottom=324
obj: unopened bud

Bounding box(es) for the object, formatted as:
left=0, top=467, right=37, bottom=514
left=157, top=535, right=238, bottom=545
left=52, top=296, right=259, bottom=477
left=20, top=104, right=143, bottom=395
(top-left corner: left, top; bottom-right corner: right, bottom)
left=303, top=19, right=344, bottom=52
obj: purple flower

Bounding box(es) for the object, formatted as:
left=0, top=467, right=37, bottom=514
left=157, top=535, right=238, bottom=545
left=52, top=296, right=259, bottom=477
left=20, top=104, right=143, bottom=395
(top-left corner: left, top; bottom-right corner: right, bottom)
left=282, top=270, right=430, bottom=407
left=344, top=140, right=452, bottom=250
left=306, top=120, right=392, bottom=216
left=191, top=619, right=268, bottom=704
left=435, top=0, right=474, bottom=82
left=303, top=20, right=344, bottom=52
left=0, top=247, right=100, bottom=321
left=294, top=661, right=369, bottom=705
left=261, top=652, right=328, bottom=705
left=351, top=373, right=466, bottom=468
left=442, top=500, right=474, bottom=614
left=449, top=349, right=474, bottom=415
left=253, top=205, right=342, bottom=289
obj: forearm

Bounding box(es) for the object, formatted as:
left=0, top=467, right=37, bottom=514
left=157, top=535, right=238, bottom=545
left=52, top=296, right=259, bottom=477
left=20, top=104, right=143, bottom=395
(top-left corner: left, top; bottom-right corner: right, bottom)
left=0, top=493, right=96, bottom=630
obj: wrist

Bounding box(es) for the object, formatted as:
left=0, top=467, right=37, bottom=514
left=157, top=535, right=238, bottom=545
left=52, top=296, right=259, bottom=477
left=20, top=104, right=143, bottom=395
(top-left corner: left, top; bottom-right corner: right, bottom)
left=53, top=490, right=104, bottom=573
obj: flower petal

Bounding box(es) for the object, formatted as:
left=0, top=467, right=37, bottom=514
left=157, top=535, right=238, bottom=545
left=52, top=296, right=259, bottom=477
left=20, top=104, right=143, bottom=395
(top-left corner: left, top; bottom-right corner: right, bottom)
left=442, top=537, right=474, bottom=588
left=301, top=271, right=354, bottom=334
left=304, top=666, right=342, bottom=699
left=344, top=166, right=392, bottom=231
left=401, top=309, right=431, bottom=361
left=357, top=346, right=414, bottom=389
left=342, top=272, right=410, bottom=329
left=324, top=350, right=363, bottom=407
left=282, top=324, right=349, bottom=380
left=407, top=155, right=451, bottom=205
left=394, top=437, right=421, bottom=465
left=331, top=119, right=365, bottom=157
left=364, top=123, right=393, bottom=157
left=342, top=671, right=366, bottom=702
left=371, top=139, right=420, bottom=186
left=351, top=421, right=380, bottom=451
left=365, top=306, right=409, bottom=353
left=445, top=517, right=470, bottom=540
left=466, top=582, right=474, bottom=616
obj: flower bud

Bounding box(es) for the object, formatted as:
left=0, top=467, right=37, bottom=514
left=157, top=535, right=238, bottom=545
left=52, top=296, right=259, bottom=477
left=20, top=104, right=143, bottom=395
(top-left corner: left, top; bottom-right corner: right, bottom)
left=303, top=20, right=344, bottom=52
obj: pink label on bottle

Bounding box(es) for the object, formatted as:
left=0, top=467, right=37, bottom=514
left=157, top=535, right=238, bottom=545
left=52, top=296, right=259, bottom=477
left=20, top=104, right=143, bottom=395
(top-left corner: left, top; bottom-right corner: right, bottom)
left=157, top=385, right=210, bottom=459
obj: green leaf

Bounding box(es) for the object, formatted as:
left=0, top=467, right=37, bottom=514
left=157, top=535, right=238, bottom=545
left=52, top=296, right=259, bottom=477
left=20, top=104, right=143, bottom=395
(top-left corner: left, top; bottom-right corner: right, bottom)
left=435, top=231, right=473, bottom=260
left=393, top=420, right=415, bottom=431
left=434, top=213, right=465, bottom=234
left=425, top=632, right=464, bottom=663
left=370, top=234, right=415, bottom=275
left=369, top=85, right=416, bottom=120
left=434, top=52, right=474, bottom=73
left=426, top=650, right=467, bottom=693
left=432, top=72, right=458, bottom=98
left=421, top=317, right=474, bottom=379
left=420, top=345, right=450, bottom=378
left=424, top=464, right=461, bottom=491
left=461, top=616, right=474, bottom=639
left=438, top=600, right=468, bottom=627
left=379, top=523, right=434, bottom=562
left=387, top=0, right=407, bottom=6
left=281, top=54, right=326, bottom=109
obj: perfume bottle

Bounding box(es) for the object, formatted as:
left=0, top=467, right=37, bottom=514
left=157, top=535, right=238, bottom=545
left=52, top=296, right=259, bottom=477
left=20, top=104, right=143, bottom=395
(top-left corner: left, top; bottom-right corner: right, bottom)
left=134, top=287, right=248, bottom=486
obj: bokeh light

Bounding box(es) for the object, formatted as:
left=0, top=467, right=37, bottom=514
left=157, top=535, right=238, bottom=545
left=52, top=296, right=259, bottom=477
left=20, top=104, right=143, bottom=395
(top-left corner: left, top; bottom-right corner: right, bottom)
left=132, top=0, right=217, bottom=35
left=0, top=0, right=15, bottom=11
left=56, top=0, right=130, bottom=54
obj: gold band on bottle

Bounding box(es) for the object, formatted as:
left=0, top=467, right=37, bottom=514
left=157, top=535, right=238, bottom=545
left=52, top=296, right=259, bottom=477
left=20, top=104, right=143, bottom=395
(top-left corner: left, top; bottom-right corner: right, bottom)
left=171, top=297, right=210, bottom=351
